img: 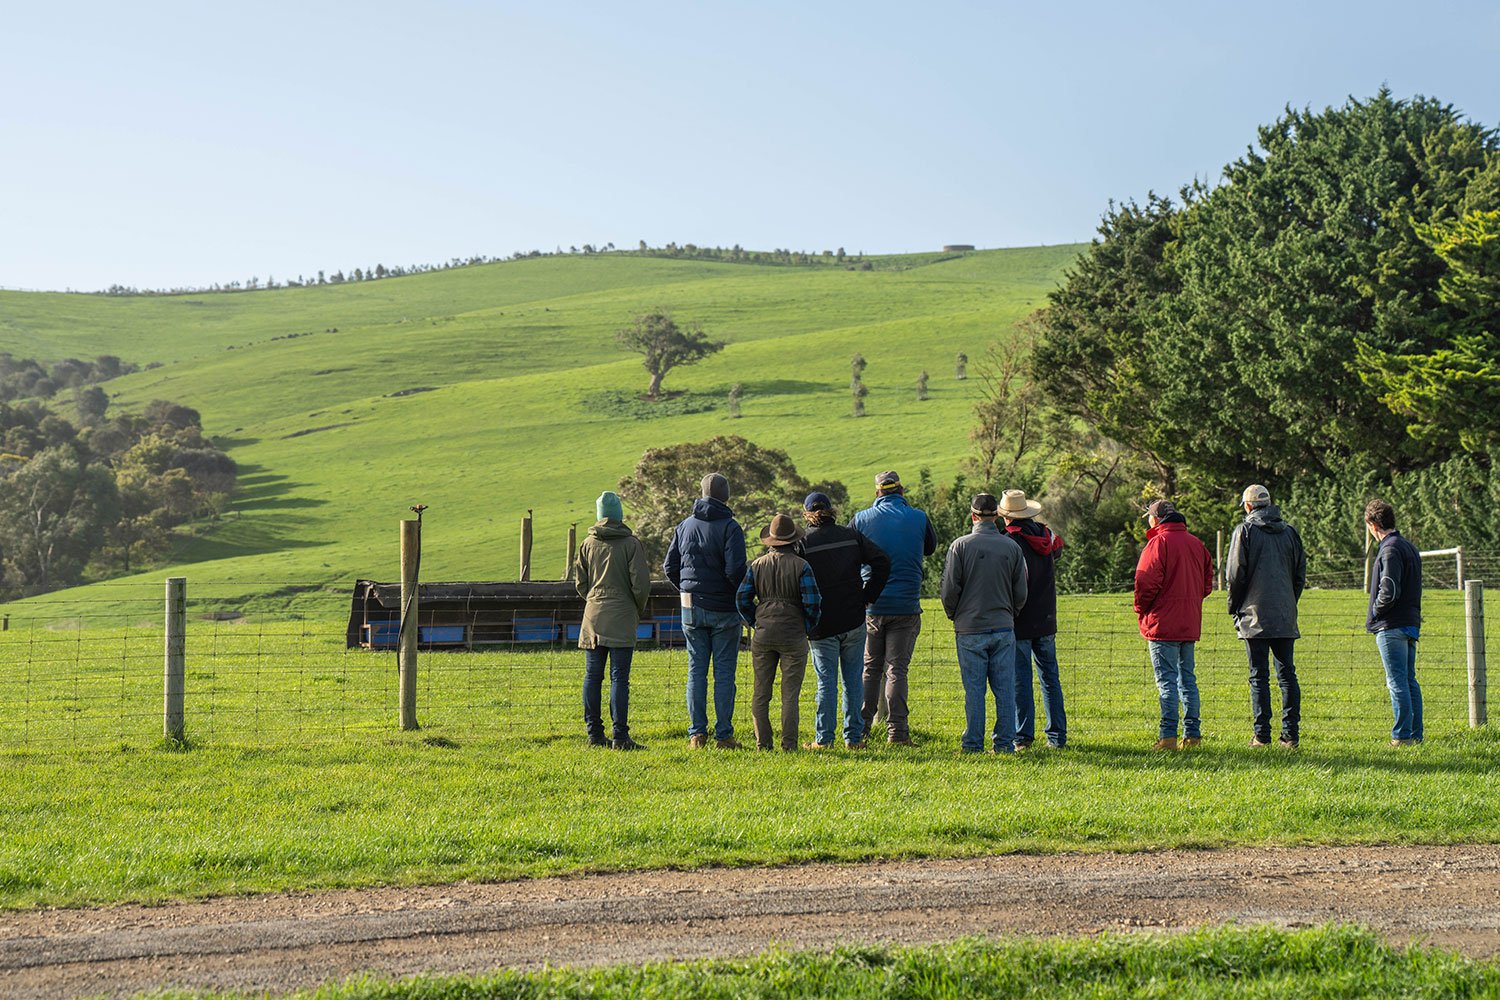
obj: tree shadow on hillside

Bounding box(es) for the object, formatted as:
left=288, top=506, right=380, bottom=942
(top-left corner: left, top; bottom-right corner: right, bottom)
left=745, top=379, right=830, bottom=396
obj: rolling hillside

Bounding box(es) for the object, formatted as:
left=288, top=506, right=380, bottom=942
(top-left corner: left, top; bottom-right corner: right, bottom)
left=0, top=247, right=1082, bottom=615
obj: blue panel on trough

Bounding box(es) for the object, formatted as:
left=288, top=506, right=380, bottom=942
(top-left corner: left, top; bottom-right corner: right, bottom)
left=514, top=617, right=558, bottom=642
left=420, top=625, right=466, bottom=644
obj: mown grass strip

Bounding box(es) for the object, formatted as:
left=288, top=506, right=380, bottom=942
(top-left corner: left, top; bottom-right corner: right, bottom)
left=151, top=926, right=1500, bottom=999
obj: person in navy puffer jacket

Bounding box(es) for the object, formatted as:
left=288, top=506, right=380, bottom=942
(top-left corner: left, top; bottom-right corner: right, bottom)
left=664, top=473, right=748, bottom=748
left=848, top=470, right=937, bottom=745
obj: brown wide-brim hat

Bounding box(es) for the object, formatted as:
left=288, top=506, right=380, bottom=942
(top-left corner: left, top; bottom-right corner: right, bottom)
left=998, top=489, right=1042, bottom=519
left=760, top=512, right=804, bottom=546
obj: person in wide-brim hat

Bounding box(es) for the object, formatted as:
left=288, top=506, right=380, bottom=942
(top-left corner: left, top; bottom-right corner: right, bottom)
left=998, top=489, right=1042, bottom=520
left=759, top=512, right=805, bottom=547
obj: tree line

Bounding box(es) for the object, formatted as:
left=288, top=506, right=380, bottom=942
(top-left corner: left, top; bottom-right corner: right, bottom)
left=963, top=89, right=1500, bottom=588
left=0, top=364, right=236, bottom=595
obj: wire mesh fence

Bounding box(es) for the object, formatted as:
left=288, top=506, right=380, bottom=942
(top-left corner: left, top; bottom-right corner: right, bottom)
left=0, top=580, right=1488, bottom=751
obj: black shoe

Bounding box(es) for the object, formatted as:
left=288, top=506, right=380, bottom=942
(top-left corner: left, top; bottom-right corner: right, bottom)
left=587, top=735, right=608, bottom=748
left=1279, top=736, right=1299, bottom=749
left=611, top=737, right=646, bottom=751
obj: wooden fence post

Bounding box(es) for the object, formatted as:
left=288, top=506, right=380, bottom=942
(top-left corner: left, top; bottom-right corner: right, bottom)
left=519, top=509, right=533, bottom=582
left=566, top=522, right=578, bottom=581
left=1468, top=580, right=1487, bottom=728
left=399, top=518, right=420, bottom=731
left=164, top=576, right=186, bottom=741
left=1215, top=530, right=1223, bottom=591
left=1456, top=545, right=1466, bottom=588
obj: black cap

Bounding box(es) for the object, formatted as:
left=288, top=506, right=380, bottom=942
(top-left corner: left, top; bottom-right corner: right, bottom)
left=971, top=493, right=999, bottom=515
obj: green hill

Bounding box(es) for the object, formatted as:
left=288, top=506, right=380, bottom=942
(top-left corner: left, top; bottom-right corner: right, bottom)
left=0, top=247, right=1082, bottom=616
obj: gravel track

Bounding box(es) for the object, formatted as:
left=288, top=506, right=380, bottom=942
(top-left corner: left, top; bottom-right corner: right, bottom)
left=4, top=845, right=1500, bottom=998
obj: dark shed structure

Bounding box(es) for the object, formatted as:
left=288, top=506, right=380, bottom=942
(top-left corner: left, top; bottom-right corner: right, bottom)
left=346, top=580, right=687, bottom=650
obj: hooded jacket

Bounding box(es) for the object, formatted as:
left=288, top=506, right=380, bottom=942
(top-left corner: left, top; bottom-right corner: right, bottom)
left=574, top=519, right=651, bottom=648
left=801, top=520, right=891, bottom=639
left=848, top=493, right=937, bottom=616
left=1133, top=516, right=1214, bottom=642
left=1005, top=520, right=1063, bottom=639
left=663, top=498, right=747, bottom=613
left=1367, top=530, right=1422, bottom=633
left=1225, top=504, right=1306, bottom=639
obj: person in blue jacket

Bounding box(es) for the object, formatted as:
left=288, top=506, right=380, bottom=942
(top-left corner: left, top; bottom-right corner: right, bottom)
left=848, top=470, right=937, bottom=745
left=664, top=473, right=748, bottom=748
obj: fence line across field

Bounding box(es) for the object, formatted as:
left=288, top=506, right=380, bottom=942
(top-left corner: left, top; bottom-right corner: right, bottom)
left=0, top=577, right=1489, bottom=751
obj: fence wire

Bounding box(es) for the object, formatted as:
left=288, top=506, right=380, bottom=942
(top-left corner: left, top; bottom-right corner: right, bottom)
left=0, top=579, right=1488, bottom=751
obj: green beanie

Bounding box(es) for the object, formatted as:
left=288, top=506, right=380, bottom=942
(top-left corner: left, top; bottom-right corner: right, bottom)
left=596, top=491, right=624, bottom=521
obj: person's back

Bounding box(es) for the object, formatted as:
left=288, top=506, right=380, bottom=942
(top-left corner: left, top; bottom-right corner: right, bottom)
left=1227, top=503, right=1306, bottom=639
left=575, top=520, right=651, bottom=647
left=1367, top=530, right=1422, bottom=633
left=665, top=496, right=746, bottom=613
left=1006, top=518, right=1062, bottom=640
left=849, top=493, right=935, bottom=617
left=802, top=520, right=889, bottom=640
left=1135, top=517, right=1214, bottom=642
left=940, top=521, right=1028, bottom=634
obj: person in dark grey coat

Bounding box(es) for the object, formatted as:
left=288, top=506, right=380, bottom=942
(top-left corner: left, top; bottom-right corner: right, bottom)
left=1225, top=484, right=1307, bottom=748
left=940, top=493, right=1028, bottom=753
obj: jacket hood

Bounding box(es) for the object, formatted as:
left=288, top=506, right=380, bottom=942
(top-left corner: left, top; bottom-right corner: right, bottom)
left=590, top=519, right=634, bottom=540
left=1245, top=504, right=1287, bottom=533
left=1146, top=519, right=1188, bottom=540
left=1007, top=521, right=1064, bottom=556
left=872, top=493, right=911, bottom=511
left=692, top=497, right=734, bottom=521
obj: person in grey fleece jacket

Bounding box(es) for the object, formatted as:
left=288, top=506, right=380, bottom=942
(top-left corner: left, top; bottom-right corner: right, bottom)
left=940, top=493, right=1029, bottom=752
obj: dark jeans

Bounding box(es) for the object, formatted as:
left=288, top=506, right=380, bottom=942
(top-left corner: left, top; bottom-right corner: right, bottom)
left=862, top=614, right=920, bottom=741
left=583, top=646, right=633, bottom=741
left=1015, top=634, right=1066, bottom=747
left=1245, top=637, right=1300, bottom=742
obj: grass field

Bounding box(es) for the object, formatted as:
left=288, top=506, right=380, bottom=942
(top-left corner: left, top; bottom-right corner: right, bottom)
left=2, top=590, right=1496, bottom=910
left=153, top=927, right=1500, bottom=999
left=0, top=247, right=1080, bottom=617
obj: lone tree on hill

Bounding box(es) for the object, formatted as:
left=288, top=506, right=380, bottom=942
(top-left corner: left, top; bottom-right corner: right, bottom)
left=916, top=370, right=929, bottom=401
left=955, top=352, right=968, bottom=380
left=727, top=382, right=745, bottom=419
left=616, top=309, right=725, bottom=399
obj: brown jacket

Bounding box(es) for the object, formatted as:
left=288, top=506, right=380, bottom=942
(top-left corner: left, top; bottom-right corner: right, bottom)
left=574, top=519, right=651, bottom=648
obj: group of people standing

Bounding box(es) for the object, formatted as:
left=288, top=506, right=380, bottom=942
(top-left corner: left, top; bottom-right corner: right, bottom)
left=572, top=472, right=1424, bottom=753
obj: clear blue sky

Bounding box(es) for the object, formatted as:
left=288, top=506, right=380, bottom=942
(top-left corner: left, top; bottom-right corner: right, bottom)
left=4, top=1, right=1498, bottom=291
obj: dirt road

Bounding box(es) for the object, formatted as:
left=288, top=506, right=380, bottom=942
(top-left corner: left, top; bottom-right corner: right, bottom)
left=4, top=845, right=1499, bottom=998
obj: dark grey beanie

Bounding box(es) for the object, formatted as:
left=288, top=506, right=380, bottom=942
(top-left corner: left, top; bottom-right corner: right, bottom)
left=701, top=473, right=729, bottom=502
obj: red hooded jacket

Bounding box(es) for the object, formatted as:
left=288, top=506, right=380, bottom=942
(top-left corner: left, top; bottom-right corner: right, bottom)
left=1133, top=519, right=1214, bottom=641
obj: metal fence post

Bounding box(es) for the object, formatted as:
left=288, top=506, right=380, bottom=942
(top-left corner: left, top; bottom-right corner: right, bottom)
left=399, top=519, right=420, bottom=731
left=164, top=577, right=186, bottom=741
left=1468, top=580, right=1487, bottom=728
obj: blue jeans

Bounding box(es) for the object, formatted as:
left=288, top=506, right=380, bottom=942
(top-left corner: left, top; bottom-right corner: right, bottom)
left=1375, top=627, right=1422, bottom=741
left=683, top=605, right=741, bottom=740
left=583, top=646, right=632, bottom=742
left=1015, top=634, right=1066, bottom=747
left=956, top=629, right=1017, bottom=752
left=810, top=626, right=866, bottom=745
left=1148, top=640, right=1200, bottom=740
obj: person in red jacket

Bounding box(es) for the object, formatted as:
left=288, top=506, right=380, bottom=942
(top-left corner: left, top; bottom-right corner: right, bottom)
left=1134, top=499, right=1215, bottom=750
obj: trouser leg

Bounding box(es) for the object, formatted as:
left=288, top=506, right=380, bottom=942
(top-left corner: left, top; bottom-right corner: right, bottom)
left=1245, top=638, right=1272, bottom=742
left=750, top=646, right=777, bottom=750
left=1270, top=637, right=1299, bottom=741
left=583, top=647, right=606, bottom=742
left=780, top=644, right=808, bottom=750
left=608, top=646, right=633, bottom=741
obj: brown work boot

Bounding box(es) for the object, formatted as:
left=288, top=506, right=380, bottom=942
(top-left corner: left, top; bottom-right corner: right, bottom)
left=1279, top=736, right=1299, bottom=749
left=1151, top=737, right=1177, bottom=751
left=688, top=734, right=708, bottom=749
left=715, top=737, right=743, bottom=750
left=1179, top=737, right=1201, bottom=749
left=845, top=739, right=866, bottom=750
left=1249, top=738, right=1271, bottom=748
left=888, top=735, right=917, bottom=747
left=802, top=741, right=832, bottom=751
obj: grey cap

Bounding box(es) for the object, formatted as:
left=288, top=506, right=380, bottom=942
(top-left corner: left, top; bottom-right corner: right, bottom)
left=701, top=473, right=729, bottom=502
left=1242, top=484, right=1271, bottom=506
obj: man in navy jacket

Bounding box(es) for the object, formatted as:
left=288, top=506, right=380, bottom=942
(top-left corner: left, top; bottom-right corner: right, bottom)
left=665, top=473, right=748, bottom=748
left=1364, top=498, right=1423, bottom=746
left=849, top=470, right=937, bottom=745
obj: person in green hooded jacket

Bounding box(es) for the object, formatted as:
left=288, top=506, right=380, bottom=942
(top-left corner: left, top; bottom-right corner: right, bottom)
left=574, top=491, right=652, bottom=750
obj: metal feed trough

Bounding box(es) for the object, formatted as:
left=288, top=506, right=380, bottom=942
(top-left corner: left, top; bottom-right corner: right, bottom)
left=345, top=580, right=688, bottom=650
